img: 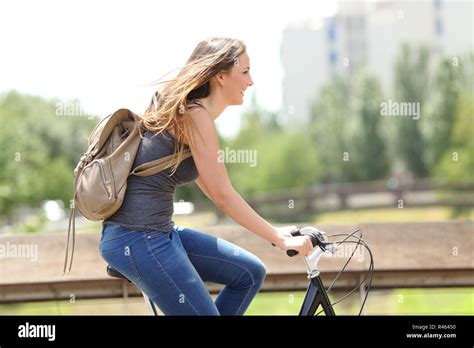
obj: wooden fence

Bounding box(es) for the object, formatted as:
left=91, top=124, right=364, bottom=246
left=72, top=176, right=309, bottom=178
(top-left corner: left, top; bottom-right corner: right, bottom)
left=245, top=178, right=474, bottom=219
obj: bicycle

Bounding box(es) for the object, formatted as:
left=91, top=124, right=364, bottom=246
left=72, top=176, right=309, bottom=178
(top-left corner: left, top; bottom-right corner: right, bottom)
left=106, top=226, right=374, bottom=316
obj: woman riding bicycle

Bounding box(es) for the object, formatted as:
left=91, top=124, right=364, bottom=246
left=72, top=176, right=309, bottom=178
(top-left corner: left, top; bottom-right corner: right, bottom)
left=99, top=37, right=313, bottom=315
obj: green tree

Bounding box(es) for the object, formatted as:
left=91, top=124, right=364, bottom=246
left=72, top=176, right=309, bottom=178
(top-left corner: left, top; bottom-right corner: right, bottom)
left=424, top=57, right=465, bottom=170
left=0, top=90, right=98, bottom=217
left=309, top=76, right=352, bottom=182
left=348, top=70, right=389, bottom=181
left=393, top=43, right=431, bottom=177
left=226, top=95, right=321, bottom=195
left=310, top=71, right=389, bottom=182
left=434, top=92, right=474, bottom=183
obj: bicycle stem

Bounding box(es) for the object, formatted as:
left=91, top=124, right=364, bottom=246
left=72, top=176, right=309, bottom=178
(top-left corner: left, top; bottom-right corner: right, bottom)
left=304, top=243, right=338, bottom=278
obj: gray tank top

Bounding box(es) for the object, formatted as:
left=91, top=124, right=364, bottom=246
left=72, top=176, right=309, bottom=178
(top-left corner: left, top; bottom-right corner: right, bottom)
left=104, top=102, right=204, bottom=232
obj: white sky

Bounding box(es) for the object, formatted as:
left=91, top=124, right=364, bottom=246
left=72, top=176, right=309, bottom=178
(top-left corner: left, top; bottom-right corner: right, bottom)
left=0, top=0, right=337, bottom=138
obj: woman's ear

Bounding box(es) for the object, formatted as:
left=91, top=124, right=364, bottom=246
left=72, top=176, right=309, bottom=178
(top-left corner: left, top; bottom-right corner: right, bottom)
left=215, top=70, right=227, bottom=87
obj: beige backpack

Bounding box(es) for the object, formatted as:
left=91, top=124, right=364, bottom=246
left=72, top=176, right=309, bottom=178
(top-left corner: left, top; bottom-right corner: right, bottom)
left=64, top=108, right=191, bottom=274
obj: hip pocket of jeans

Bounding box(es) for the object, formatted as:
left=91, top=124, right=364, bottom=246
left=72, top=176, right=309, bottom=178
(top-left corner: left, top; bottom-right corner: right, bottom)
left=144, top=230, right=173, bottom=241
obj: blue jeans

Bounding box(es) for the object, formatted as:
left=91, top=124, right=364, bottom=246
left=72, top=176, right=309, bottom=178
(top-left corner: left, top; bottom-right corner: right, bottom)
left=99, top=223, right=267, bottom=315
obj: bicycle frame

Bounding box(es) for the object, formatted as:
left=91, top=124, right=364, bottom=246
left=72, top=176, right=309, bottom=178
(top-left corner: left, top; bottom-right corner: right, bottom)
left=299, top=275, right=335, bottom=316
left=298, top=243, right=338, bottom=316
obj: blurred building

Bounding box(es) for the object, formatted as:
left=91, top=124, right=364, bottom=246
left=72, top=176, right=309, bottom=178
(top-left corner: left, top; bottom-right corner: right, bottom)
left=280, top=0, right=474, bottom=125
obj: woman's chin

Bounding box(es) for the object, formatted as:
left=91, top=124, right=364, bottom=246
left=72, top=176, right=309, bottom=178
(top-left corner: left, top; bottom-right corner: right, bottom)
left=229, top=99, right=244, bottom=106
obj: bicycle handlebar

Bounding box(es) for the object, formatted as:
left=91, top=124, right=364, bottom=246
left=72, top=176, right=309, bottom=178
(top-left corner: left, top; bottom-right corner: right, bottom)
left=286, top=227, right=331, bottom=257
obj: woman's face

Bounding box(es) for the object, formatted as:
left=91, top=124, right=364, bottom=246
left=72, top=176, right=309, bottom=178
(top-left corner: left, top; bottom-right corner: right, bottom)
left=222, top=51, right=254, bottom=105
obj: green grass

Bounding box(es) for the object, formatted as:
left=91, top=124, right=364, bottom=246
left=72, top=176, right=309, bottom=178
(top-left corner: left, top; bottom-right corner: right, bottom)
left=1, top=288, right=472, bottom=315
left=247, top=288, right=474, bottom=315
left=312, top=206, right=473, bottom=225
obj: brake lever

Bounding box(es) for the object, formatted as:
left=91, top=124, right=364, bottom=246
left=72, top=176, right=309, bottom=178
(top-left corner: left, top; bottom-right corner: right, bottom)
left=299, top=227, right=330, bottom=251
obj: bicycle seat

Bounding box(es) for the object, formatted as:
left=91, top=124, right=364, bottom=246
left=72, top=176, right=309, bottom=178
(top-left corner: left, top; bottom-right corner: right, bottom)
left=106, top=265, right=132, bottom=283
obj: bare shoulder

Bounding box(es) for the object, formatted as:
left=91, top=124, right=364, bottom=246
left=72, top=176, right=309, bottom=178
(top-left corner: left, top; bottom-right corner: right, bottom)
left=187, top=104, right=215, bottom=144
left=167, top=103, right=211, bottom=141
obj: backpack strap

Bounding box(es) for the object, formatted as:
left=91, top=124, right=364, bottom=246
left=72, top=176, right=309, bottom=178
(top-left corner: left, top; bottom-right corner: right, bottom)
left=188, top=99, right=207, bottom=111
left=130, top=101, right=201, bottom=177
left=130, top=148, right=192, bottom=177
left=63, top=191, right=77, bottom=275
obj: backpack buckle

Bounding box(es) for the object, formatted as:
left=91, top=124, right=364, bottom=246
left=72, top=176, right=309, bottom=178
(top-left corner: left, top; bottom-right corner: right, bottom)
left=79, top=152, right=93, bottom=168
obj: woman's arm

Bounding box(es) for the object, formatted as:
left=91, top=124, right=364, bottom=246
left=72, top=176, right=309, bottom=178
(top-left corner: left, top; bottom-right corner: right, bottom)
left=187, top=108, right=313, bottom=256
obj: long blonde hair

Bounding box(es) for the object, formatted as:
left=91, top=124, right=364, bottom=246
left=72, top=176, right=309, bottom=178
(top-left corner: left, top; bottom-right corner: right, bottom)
left=140, top=37, right=246, bottom=175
